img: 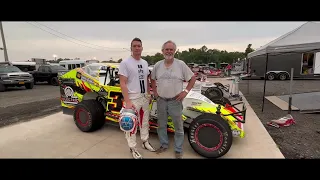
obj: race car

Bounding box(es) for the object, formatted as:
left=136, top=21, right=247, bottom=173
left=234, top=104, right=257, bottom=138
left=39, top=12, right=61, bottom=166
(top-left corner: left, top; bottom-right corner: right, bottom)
left=201, top=67, right=224, bottom=77
left=58, top=63, right=247, bottom=159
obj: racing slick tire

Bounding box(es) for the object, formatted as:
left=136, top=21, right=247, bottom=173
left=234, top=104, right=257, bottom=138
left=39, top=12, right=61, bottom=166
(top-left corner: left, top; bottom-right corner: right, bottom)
left=203, top=87, right=223, bottom=101
left=188, top=114, right=233, bottom=159
left=213, top=82, right=225, bottom=90
left=212, top=97, right=231, bottom=106
left=73, top=99, right=105, bottom=132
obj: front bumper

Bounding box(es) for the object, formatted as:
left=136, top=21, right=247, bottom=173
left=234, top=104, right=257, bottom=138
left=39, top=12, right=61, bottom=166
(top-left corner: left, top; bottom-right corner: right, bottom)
left=1, top=78, right=34, bottom=85
left=219, top=101, right=247, bottom=123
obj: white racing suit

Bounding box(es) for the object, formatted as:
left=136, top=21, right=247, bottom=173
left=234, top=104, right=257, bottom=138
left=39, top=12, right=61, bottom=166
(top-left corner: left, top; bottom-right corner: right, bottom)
left=124, top=94, right=155, bottom=156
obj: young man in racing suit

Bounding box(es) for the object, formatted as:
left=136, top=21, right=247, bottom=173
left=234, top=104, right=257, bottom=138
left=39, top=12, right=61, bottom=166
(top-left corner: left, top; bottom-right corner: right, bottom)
left=119, top=37, right=156, bottom=159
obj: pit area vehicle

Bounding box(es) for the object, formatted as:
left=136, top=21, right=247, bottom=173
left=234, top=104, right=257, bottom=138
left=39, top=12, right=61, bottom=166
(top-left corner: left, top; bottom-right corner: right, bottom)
left=58, top=63, right=247, bottom=158
left=30, top=64, right=68, bottom=86
left=194, top=73, right=230, bottom=104
left=10, top=61, right=36, bottom=72
left=201, top=67, right=224, bottom=77
left=0, top=62, right=34, bottom=92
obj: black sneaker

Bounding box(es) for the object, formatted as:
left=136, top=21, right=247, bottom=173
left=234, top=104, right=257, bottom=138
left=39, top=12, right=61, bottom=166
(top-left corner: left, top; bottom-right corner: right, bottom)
left=156, top=146, right=168, bottom=154
left=175, top=151, right=183, bottom=159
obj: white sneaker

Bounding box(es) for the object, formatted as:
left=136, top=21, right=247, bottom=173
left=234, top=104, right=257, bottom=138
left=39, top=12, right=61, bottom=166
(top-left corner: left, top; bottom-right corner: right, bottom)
left=130, top=148, right=142, bottom=159
left=142, top=141, right=156, bottom=152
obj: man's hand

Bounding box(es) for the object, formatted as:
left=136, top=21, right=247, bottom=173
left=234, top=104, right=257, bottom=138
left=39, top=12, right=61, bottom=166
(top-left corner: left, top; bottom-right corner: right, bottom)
left=153, top=91, right=159, bottom=99
left=176, top=90, right=188, bottom=101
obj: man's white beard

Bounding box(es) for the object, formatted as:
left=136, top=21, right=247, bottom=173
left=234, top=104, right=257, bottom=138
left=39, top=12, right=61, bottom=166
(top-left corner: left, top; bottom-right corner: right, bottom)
left=164, top=54, right=174, bottom=60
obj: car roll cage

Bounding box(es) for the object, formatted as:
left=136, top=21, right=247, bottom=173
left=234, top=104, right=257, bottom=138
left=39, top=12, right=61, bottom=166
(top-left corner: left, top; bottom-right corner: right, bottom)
left=102, top=66, right=118, bottom=86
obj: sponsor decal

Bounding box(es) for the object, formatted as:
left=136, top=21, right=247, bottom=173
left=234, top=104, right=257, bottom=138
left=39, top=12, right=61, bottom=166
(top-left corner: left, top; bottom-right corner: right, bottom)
left=76, top=72, right=82, bottom=79
left=61, top=86, right=79, bottom=104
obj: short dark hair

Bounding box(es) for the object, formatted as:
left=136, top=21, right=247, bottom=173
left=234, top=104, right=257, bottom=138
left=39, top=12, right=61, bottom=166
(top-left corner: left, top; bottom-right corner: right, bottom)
left=131, top=37, right=142, bottom=47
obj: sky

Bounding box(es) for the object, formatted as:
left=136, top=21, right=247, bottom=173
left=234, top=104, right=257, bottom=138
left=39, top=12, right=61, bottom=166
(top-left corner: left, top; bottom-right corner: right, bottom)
left=0, top=21, right=308, bottom=62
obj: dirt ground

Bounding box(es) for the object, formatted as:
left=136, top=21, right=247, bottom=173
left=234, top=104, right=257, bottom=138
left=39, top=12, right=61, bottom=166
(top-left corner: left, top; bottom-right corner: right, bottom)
left=239, top=79, right=320, bottom=159
left=0, top=84, right=61, bottom=128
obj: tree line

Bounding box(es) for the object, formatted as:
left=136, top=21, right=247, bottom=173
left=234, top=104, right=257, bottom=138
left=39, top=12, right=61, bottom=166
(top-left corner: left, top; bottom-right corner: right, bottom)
left=141, top=44, right=255, bottom=65
left=46, top=44, right=255, bottom=65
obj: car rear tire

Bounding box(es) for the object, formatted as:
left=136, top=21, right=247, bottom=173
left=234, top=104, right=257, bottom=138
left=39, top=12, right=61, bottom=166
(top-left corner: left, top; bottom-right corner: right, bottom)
left=73, top=99, right=105, bottom=132
left=213, top=82, right=229, bottom=92
left=212, top=97, right=231, bottom=106
left=213, top=82, right=224, bottom=88
left=203, top=87, right=224, bottom=101
left=188, top=114, right=233, bottom=158
left=50, top=77, right=59, bottom=86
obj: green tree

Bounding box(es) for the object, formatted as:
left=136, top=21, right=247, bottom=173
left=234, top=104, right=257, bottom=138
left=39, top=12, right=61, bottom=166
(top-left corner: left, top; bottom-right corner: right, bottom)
left=244, top=44, right=254, bottom=57
left=141, top=45, right=248, bottom=65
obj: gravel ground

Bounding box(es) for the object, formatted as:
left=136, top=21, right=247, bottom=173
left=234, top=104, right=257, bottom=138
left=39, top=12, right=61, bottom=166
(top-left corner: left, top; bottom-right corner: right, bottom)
left=239, top=79, right=320, bottom=159
left=0, top=84, right=61, bottom=128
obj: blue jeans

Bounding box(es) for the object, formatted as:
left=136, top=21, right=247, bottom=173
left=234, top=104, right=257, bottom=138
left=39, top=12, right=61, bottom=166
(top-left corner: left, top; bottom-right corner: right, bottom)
left=156, top=97, right=184, bottom=153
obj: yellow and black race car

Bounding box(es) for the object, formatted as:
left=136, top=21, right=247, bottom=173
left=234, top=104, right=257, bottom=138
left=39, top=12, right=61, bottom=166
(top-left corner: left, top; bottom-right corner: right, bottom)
left=58, top=63, right=247, bottom=159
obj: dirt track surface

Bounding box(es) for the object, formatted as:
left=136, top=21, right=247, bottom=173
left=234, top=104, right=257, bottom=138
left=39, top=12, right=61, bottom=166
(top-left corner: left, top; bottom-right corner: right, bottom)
left=239, top=79, right=320, bottom=159
left=0, top=84, right=61, bottom=128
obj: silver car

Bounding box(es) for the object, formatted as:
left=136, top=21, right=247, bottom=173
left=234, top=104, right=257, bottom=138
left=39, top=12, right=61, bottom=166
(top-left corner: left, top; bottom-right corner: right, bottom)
left=0, top=63, right=34, bottom=92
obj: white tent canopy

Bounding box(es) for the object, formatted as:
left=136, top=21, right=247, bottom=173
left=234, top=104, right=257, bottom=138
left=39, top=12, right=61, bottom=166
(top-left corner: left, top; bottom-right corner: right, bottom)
left=248, top=22, right=320, bottom=58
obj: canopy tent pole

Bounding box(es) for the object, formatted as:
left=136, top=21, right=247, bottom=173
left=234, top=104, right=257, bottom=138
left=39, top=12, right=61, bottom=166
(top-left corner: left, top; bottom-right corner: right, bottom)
left=261, top=53, right=269, bottom=112
left=288, top=68, right=294, bottom=114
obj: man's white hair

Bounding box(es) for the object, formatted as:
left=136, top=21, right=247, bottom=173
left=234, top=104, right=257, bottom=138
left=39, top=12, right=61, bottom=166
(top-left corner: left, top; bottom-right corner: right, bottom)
left=162, top=40, right=177, bottom=50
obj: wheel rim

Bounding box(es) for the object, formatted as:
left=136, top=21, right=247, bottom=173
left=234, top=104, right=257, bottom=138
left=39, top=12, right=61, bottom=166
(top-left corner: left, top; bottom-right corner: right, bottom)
left=268, top=74, right=274, bottom=80
left=279, top=74, right=286, bottom=80
left=75, top=108, right=89, bottom=127
left=194, top=123, right=223, bottom=151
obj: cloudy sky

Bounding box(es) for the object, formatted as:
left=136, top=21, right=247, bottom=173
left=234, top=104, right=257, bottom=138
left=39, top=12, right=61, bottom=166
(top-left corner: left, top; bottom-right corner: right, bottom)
left=0, top=21, right=307, bottom=62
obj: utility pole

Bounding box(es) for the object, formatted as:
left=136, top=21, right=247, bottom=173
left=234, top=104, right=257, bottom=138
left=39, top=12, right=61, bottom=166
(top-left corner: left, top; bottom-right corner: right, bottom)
left=0, top=21, right=9, bottom=62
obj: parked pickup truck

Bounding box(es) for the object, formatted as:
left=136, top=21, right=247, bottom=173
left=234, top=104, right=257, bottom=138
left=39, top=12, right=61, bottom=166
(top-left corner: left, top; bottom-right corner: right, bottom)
left=0, top=63, right=34, bottom=92
left=30, top=64, right=68, bottom=86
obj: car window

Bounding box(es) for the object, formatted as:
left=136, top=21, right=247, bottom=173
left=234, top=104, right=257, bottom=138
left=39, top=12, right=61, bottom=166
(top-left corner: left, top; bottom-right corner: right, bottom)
left=38, top=66, right=44, bottom=72
left=0, top=66, right=22, bottom=73
left=51, top=65, right=66, bottom=71
left=44, top=67, right=50, bottom=72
